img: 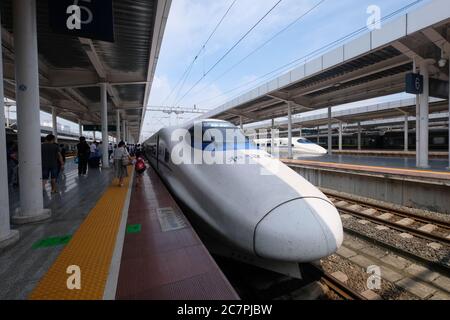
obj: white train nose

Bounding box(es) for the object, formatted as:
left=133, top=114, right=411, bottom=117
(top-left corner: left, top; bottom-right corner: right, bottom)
left=254, top=198, right=343, bottom=262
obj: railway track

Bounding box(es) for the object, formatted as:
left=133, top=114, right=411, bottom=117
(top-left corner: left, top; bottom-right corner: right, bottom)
left=325, top=193, right=450, bottom=246
left=303, top=264, right=367, bottom=300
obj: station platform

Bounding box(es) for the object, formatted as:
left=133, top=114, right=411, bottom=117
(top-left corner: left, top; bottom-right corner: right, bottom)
left=330, top=150, right=449, bottom=159
left=282, top=157, right=450, bottom=215
left=0, top=161, right=238, bottom=300
left=283, top=158, right=450, bottom=182
left=289, top=154, right=450, bottom=174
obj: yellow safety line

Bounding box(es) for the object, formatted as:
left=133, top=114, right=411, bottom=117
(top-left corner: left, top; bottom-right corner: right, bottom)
left=29, top=167, right=132, bottom=300
left=283, top=159, right=450, bottom=177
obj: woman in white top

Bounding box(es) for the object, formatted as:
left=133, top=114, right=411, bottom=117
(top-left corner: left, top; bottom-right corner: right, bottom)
left=113, top=141, right=132, bottom=187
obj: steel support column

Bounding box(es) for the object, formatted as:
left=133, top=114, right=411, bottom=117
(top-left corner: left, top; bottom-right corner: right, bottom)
left=0, top=11, right=19, bottom=248
left=51, top=107, right=57, bottom=142
left=414, top=59, right=420, bottom=167
left=78, top=119, right=83, bottom=137
left=116, top=110, right=121, bottom=143
left=100, top=83, right=109, bottom=168
left=122, top=120, right=126, bottom=143
left=271, top=119, right=275, bottom=154
left=404, top=114, right=409, bottom=152
left=357, top=122, right=361, bottom=150
left=12, top=0, right=51, bottom=224
left=448, top=58, right=450, bottom=170
left=327, top=106, right=332, bottom=155
left=339, top=122, right=343, bottom=151
left=418, top=60, right=432, bottom=168
left=239, top=116, right=243, bottom=130
left=287, top=102, right=293, bottom=159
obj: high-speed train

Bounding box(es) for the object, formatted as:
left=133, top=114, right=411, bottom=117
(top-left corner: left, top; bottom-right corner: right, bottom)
left=253, top=137, right=327, bottom=156
left=143, top=119, right=342, bottom=276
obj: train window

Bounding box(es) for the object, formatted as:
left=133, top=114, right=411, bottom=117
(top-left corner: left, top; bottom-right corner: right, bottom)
left=164, top=149, right=170, bottom=162
left=188, top=122, right=256, bottom=150
left=433, top=137, right=445, bottom=145
left=297, top=138, right=314, bottom=144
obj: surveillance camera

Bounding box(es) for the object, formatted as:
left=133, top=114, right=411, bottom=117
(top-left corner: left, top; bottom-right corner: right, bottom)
left=438, top=58, right=448, bottom=68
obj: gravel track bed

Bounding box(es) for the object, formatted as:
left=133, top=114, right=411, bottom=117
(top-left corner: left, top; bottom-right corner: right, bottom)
left=322, top=188, right=450, bottom=224
left=342, top=215, right=450, bottom=268
left=321, top=254, right=417, bottom=300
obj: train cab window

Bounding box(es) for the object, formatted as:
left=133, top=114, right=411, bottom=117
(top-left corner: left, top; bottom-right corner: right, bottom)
left=188, top=122, right=255, bottom=150
left=297, top=138, right=314, bottom=144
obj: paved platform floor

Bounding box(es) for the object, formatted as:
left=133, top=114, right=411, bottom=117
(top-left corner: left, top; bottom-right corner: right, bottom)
left=0, top=160, right=237, bottom=300
left=115, top=166, right=239, bottom=300
left=0, top=161, right=113, bottom=299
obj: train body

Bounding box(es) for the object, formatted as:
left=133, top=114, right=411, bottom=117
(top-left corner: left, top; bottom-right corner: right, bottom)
left=253, top=137, right=327, bottom=156
left=309, top=128, right=449, bottom=151
left=143, top=119, right=343, bottom=275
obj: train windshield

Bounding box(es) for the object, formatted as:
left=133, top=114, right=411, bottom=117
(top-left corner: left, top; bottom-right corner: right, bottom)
left=189, top=122, right=256, bottom=150
left=297, top=138, right=314, bottom=144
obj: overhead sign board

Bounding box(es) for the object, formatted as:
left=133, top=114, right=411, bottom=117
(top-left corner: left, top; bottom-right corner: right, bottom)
left=83, top=125, right=116, bottom=132
left=405, top=73, right=423, bottom=95
left=48, top=0, right=115, bottom=42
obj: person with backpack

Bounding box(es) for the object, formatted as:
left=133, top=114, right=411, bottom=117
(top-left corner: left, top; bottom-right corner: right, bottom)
left=134, top=156, right=146, bottom=187
left=113, top=141, right=132, bottom=187
left=76, top=137, right=90, bottom=176
left=41, top=134, right=64, bottom=193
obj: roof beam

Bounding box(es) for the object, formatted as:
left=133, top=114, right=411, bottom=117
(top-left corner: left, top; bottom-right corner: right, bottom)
left=266, top=93, right=313, bottom=111
left=312, top=73, right=407, bottom=108
left=421, top=27, right=450, bottom=55
left=79, top=38, right=107, bottom=79
left=289, top=55, right=410, bottom=98
left=392, top=41, right=448, bottom=80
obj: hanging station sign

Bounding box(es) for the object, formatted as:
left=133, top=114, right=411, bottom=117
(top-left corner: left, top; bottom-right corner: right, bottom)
left=48, top=0, right=115, bottom=42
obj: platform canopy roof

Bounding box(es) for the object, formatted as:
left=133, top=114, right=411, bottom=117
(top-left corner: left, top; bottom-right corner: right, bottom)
left=199, top=0, right=450, bottom=127
left=1, top=0, right=171, bottom=141
left=244, top=97, right=448, bottom=131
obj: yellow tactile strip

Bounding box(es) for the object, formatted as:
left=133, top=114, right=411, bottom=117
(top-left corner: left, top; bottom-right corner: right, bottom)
left=29, top=167, right=131, bottom=300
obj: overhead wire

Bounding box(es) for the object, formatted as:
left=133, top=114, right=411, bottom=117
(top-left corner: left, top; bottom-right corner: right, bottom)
left=161, top=0, right=239, bottom=106
left=189, top=0, right=327, bottom=101
left=173, top=0, right=284, bottom=107
left=193, top=0, right=425, bottom=108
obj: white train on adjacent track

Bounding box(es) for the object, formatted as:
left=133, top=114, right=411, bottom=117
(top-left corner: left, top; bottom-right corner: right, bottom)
left=143, top=119, right=342, bottom=277
left=253, top=137, right=327, bottom=156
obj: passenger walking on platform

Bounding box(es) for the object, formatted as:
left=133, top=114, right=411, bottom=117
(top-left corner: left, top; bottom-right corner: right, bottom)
left=59, top=144, right=66, bottom=164
left=41, top=134, right=64, bottom=193
left=113, top=141, right=132, bottom=187
left=57, top=144, right=67, bottom=181
left=134, top=156, right=146, bottom=187
left=7, top=143, right=19, bottom=187
left=108, top=143, right=113, bottom=159
left=76, top=137, right=90, bottom=176
left=90, top=141, right=97, bottom=158
left=98, top=141, right=103, bottom=166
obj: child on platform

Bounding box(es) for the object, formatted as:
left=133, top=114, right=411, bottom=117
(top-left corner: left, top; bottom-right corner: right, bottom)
left=135, top=156, right=146, bottom=187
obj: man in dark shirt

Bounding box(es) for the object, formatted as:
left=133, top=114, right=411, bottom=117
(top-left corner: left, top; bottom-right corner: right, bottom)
left=76, top=136, right=90, bottom=176
left=41, top=134, right=64, bottom=193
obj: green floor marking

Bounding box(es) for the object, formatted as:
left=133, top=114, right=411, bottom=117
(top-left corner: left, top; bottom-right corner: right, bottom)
left=126, top=224, right=142, bottom=234
left=32, top=235, right=72, bottom=249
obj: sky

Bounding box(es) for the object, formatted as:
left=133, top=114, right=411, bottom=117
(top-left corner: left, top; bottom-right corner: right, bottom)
left=3, top=0, right=430, bottom=141
left=140, top=0, right=429, bottom=141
